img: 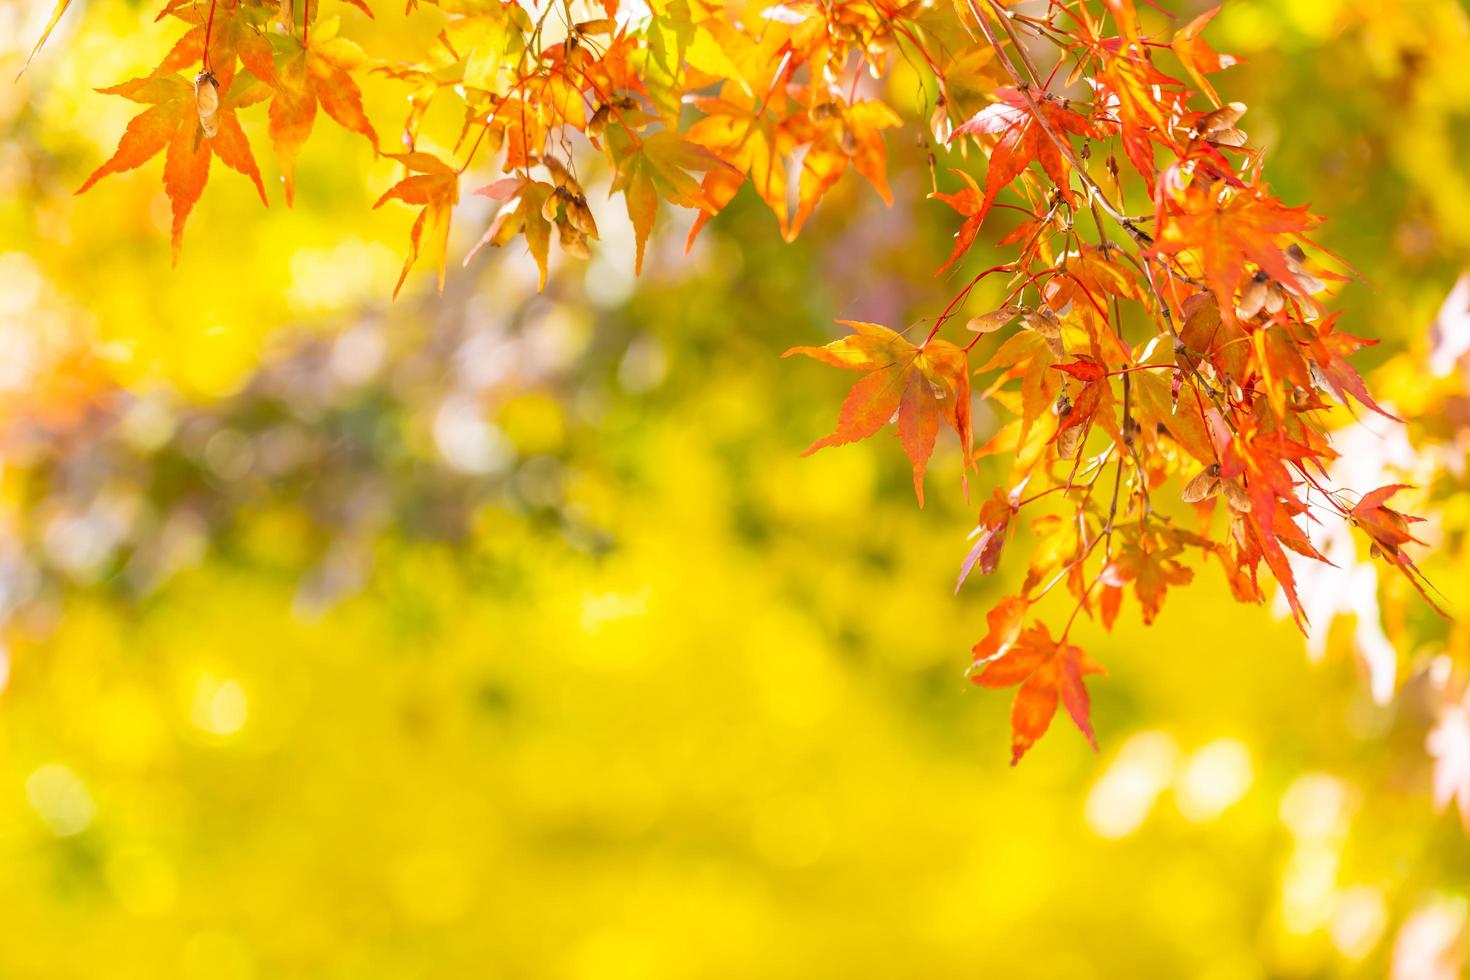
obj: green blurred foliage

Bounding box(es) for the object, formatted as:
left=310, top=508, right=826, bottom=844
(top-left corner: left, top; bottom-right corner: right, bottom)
left=1, top=0, right=1469, bottom=977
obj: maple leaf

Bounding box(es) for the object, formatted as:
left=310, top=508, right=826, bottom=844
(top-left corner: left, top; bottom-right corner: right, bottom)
left=953, top=87, right=1096, bottom=204
left=1215, top=416, right=1323, bottom=628
left=374, top=151, right=459, bottom=296
left=606, top=126, right=722, bottom=274
left=1091, top=53, right=1186, bottom=180
left=970, top=594, right=1030, bottom=664
left=1347, top=484, right=1448, bottom=618
left=1152, top=182, right=1321, bottom=324
left=785, top=321, right=971, bottom=505
left=1100, top=533, right=1194, bottom=626
left=1305, top=314, right=1400, bottom=419
left=151, top=1, right=278, bottom=95
left=956, top=489, right=1014, bottom=591
left=466, top=178, right=555, bottom=289
left=1049, top=357, right=1117, bottom=446
left=974, top=622, right=1104, bottom=764
left=789, top=99, right=903, bottom=237
left=78, top=71, right=268, bottom=260
left=1132, top=368, right=1213, bottom=466
left=930, top=168, right=988, bottom=275
left=945, top=89, right=1095, bottom=258
left=1174, top=290, right=1249, bottom=384
left=18, top=0, right=72, bottom=75
left=685, top=88, right=800, bottom=241
left=1102, top=0, right=1141, bottom=46
left=1171, top=6, right=1241, bottom=107
left=978, top=329, right=1062, bottom=451
left=266, top=19, right=379, bottom=206
left=1350, top=484, right=1424, bottom=551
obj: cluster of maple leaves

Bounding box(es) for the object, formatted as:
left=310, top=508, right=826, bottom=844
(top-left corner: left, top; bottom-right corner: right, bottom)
left=46, top=0, right=1443, bottom=764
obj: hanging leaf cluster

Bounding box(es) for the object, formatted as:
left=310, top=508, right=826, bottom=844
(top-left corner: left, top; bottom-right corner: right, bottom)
left=39, top=0, right=1445, bottom=764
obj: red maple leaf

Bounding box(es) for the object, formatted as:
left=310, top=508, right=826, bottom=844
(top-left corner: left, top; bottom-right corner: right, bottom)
left=938, top=88, right=1095, bottom=271
left=974, top=622, right=1104, bottom=765
left=1348, top=484, right=1448, bottom=618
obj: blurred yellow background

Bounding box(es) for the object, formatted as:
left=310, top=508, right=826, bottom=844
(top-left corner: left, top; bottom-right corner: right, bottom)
left=1, top=0, right=1469, bottom=977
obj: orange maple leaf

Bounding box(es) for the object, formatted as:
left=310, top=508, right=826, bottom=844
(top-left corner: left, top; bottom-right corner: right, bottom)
left=1171, top=6, right=1241, bottom=107
left=1348, top=484, right=1448, bottom=619
left=1153, top=183, right=1321, bottom=324
left=78, top=71, right=268, bottom=260
left=266, top=24, right=379, bottom=205
left=929, top=168, right=989, bottom=275
left=686, top=89, right=800, bottom=241
left=974, top=622, right=1104, bottom=765
left=374, top=152, right=458, bottom=296
left=954, top=86, right=1096, bottom=203
left=1099, top=533, right=1194, bottom=626
left=465, top=177, right=555, bottom=290
left=789, top=99, right=902, bottom=237
left=150, top=0, right=277, bottom=95
left=606, top=127, right=722, bottom=275
left=785, top=321, right=972, bottom=505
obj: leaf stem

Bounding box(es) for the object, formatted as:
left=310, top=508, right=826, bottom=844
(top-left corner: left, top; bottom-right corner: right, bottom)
left=202, top=0, right=218, bottom=71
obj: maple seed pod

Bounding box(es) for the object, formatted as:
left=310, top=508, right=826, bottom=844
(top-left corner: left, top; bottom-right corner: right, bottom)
left=566, top=195, right=599, bottom=239
left=1029, top=310, right=1064, bottom=357
left=1285, top=243, right=1327, bottom=295
left=1053, top=393, right=1073, bottom=418
left=1290, top=384, right=1314, bottom=411
left=1238, top=271, right=1284, bottom=319
left=558, top=221, right=591, bottom=260
left=1264, top=283, right=1285, bottom=316
left=1238, top=272, right=1268, bottom=318
left=1022, top=307, right=1062, bottom=339
left=1222, top=478, right=1253, bottom=514
left=541, top=187, right=569, bottom=223
left=1182, top=463, right=1222, bottom=503
left=930, top=102, right=952, bottom=145
left=588, top=105, right=610, bottom=139
left=1195, top=101, right=1247, bottom=139
left=543, top=157, right=579, bottom=193
left=195, top=70, right=220, bottom=139
left=966, top=305, right=1023, bottom=334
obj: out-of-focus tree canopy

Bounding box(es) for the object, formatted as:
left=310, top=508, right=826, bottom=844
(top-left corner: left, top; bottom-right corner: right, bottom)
left=2, top=0, right=1470, bottom=977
